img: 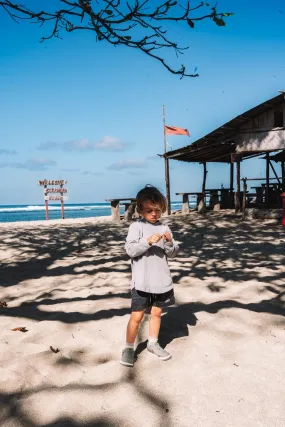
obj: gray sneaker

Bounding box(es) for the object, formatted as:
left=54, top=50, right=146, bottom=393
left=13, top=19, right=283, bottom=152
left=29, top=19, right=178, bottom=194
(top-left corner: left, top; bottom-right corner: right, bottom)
left=147, top=343, right=171, bottom=361
left=120, top=347, right=135, bottom=367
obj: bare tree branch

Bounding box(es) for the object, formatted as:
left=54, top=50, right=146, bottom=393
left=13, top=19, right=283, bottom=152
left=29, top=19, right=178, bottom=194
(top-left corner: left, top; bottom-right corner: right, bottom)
left=0, top=1, right=233, bottom=78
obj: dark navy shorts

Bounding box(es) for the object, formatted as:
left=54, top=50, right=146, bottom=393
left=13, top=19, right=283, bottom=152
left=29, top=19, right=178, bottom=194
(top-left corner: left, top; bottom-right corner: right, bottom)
left=131, top=288, right=175, bottom=311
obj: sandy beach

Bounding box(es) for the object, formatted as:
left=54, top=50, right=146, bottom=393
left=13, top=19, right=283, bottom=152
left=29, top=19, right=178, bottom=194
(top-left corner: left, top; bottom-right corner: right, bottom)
left=0, top=213, right=284, bottom=427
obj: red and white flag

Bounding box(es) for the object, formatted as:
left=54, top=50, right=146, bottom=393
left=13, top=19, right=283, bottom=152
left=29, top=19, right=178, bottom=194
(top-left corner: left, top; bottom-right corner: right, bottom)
left=164, top=125, right=190, bottom=136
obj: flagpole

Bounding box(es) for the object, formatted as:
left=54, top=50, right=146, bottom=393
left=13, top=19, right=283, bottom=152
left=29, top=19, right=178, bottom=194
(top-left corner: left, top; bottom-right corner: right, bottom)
left=163, top=105, right=171, bottom=215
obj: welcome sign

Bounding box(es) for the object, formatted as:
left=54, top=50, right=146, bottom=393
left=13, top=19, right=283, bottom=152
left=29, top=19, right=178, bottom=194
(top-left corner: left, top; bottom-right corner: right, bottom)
left=38, top=180, right=68, bottom=220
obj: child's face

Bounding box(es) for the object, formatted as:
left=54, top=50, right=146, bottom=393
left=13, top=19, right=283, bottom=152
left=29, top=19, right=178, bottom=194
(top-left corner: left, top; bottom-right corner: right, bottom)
left=140, top=200, right=162, bottom=223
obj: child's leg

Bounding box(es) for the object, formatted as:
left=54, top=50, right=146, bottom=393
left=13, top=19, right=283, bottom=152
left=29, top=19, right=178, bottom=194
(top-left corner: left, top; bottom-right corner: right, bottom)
left=149, top=306, right=162, bottom=341
left=120, top=310, right=145, bottom=367
left=148, top=305, right=171, bottom=360
left=126, top=310, right=145, bottom=344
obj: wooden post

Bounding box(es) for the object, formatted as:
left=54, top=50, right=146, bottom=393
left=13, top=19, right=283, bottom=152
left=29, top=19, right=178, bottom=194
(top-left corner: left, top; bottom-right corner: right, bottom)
left=235, top=161, right=241, bottom=213
left=163, top=105, right=171, bottom=215
left=124, top=202, right=136, bottom=221
left=197, top=192, right=206, bottom=213
left=45, top=200, right=49, bottom=220
left=202, top=162, right=207, bottom=194
left=230, top=162, right=234, bottom=209
left=266, top=152, right=270, bottom=205
left=60, top=184, right=65, bottom=219
left=165, top=157, right=171, bottom=215
left=198, top=162, right=207, bottom=211
left=44, top=184, right=49, bottom=220
left=230, top=162, right=234, bottom=194
left=111, top=200, right=120, bottom=221
left=61, top=200, right=64, bottom=219
left=211, top=191, right=220, bottom=211
left=255, top=187, right=263, bottom=205
left=281, top=160, right=285, bottom=190
left=242, top=178, right=247, bottom=220
left=182, top=194, right=189, bottom=214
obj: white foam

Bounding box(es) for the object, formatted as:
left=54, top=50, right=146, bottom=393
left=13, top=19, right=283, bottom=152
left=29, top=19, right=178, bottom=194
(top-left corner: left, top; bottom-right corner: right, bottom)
left=0, top=204, right=111, bottom=213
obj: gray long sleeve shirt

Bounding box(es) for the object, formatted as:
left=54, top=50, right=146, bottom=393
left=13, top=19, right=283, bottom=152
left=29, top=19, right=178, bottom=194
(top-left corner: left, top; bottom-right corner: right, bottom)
left=125, top=219, right=179, bottom=294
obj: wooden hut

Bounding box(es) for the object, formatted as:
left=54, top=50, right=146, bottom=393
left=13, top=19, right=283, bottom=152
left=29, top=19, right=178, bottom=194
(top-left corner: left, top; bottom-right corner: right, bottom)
left=162, top=93, right=285, bottom=213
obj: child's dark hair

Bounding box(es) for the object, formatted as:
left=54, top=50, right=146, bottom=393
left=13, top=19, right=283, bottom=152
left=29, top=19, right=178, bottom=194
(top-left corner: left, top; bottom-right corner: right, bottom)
left=136, top=185, right=167, bottom=213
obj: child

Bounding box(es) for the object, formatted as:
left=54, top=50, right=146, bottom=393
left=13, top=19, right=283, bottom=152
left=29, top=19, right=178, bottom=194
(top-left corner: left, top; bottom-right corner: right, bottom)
left=120, top=185, right=179, bottom=367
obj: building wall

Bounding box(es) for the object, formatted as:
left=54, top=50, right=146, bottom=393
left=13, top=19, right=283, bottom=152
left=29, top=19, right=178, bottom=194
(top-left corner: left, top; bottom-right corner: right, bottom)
left=236, top=100, right=285, bottom=152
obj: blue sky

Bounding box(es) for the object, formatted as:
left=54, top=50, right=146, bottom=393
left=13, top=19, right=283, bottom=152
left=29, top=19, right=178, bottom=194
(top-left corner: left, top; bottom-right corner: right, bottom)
left=0, top=0, right=284, bottom=204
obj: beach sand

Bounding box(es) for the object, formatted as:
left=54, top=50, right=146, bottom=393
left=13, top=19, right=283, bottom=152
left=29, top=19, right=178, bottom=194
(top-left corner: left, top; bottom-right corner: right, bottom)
left=0, top=213, right=284, bottom=427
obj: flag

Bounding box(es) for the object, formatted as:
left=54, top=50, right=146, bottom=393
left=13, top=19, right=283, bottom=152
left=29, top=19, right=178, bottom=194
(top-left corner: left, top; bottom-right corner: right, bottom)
left=164, top=125, right=190, bottom=136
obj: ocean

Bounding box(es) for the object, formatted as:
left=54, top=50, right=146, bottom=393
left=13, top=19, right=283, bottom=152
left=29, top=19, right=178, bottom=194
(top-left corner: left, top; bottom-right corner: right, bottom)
left=0, top=201, right=185, bottom=223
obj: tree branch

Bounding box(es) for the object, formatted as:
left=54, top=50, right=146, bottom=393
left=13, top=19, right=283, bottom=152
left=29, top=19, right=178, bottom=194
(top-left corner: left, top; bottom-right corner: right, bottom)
left=0, top=0, right=233, bottom=77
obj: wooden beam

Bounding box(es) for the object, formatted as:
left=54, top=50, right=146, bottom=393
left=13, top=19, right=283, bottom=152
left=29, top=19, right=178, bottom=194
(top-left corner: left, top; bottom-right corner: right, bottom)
left=181, top=142, right=235, bottom=162
left=237, top=115, right=251, bottom=121
left=165, top=133, right=236, bottom=160
left=241, top=152, right=263, bottom=161
left=221, top=125, right=234, bottom=130
left=166, top=139, right=220, bottom=159
left=244, top=177, right=282, bottom=182
left=269, top=160, right=281, bottom=184
left=209, top=149, right=236, bottom=162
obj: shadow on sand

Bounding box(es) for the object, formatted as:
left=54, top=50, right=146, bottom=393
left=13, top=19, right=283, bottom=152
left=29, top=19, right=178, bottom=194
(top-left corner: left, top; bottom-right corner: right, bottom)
left=0, top=214, right=284, bottom=426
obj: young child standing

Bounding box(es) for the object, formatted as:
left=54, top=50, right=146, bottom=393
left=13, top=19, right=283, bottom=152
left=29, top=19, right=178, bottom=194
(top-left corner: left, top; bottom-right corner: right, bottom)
left=120, top=185, right=179, bottom=367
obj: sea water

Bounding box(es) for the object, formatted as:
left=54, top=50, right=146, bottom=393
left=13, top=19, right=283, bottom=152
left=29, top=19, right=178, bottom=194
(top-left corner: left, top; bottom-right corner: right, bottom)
left=0, top=201, right=187, bottom=223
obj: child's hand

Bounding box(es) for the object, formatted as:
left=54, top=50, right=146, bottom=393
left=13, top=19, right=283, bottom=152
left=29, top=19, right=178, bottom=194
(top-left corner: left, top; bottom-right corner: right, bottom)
left=163, top=232, right=172, bottom=243
left=148, top=233, right=162, bottom=245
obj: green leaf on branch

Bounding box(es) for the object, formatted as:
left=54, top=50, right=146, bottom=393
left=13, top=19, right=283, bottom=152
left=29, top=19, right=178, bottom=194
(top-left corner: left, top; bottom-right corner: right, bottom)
left=187, top=19, right=195, bottom=28
left=213, top=16, right=226, bottom=26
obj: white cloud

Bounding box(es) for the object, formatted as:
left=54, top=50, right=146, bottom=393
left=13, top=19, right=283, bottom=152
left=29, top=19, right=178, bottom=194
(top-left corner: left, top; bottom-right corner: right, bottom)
left=96, top=136, right=128, bottom=151
left=68, top=139, right=94, bottom=151
left=128, top=171, right=144, bottom=176
left=38, top=136, right=130, bottom=152
left=81, top=171, right=102, bottom=176
left=38, top=138, right=95, bottom=152
left=0, top=149, right=17, bottom=156
left=0, top=158, right=56, bottom=171
left=108, top=159, right=146, bottom=170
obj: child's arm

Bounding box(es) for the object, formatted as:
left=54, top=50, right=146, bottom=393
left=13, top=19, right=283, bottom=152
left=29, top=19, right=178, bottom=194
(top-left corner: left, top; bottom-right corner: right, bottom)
left=125, top=222, right=150, bottom=258
left=163, top=226, right=179, bottom=258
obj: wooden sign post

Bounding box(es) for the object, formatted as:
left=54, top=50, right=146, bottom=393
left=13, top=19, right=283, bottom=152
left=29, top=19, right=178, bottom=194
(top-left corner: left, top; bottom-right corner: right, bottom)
left=38, top=180, right=68, bottom=220
left=45, top=183, right=48, bottom=220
